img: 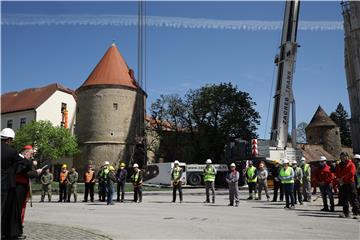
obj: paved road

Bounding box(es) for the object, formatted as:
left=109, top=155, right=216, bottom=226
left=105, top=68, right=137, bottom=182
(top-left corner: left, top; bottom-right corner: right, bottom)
left=25, top=189, right=359, bottom=240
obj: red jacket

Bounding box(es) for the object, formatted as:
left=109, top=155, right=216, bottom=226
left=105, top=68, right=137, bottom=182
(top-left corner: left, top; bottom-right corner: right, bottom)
left=316, top=164, right=333, bottom=185
left=336, top=160, right=356, bottom=184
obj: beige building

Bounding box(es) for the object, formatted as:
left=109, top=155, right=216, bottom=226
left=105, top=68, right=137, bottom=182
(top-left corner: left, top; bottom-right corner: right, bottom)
left=1, top=83, right=76, bottom=132
left=343, top=1, right=360, bottom=154
left=74, top=43, right=146, bottom=173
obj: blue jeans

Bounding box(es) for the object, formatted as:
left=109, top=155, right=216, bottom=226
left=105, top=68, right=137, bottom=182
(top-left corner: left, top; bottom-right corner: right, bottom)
left=283, top=183, right=295, bottom=207
left=107, top=185, right=114, bottom=205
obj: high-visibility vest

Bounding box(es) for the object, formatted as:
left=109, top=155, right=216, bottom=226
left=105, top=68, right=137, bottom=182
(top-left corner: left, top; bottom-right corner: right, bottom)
left=132, top=171, right=140, bottom=182
left=204, top=166, right=216, bottom=182
left=303, top=164, right=311, bottom=181
left=84, top=170, right=94, bottom=183
left=280, top=167, right=294, bottom=184
left=101, top=168, right=109, bottom=179
left=247, top=166, right=257, bottom=183
left=172, top=167, right=181, bottom=180
left=59, top=170, right=68, bottom=184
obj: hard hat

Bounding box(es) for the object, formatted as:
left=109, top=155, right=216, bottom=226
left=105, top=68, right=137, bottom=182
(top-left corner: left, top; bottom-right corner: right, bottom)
left=23, top=145, right=33, bottom=150
left=104, top=161, right=110, bottom=165
left=273, top=160, right=279, bottom=164
left=282, top=159, right=289, bottom=164
left=300, top=157, right=306, bottom=161
left=320, top=156, right=327, bottom=161
left=248, top=160, right=253, bottom=165
left=62, top=164, right=67, bottom=168
left=109, top=166, right=115, bottom=171
left=353, top=154, right=360, bottom=159
left=133, top=163, right=139, bottom=168
left=174, top=160, right=180, bottom=165
left=1, top=128, right=15, bottom=139
left=230, top=163, right=236, bottom=167
left=292, top=160, right=297, bottom=165
left=206, top=159, right=212, bottom=164
left=120, top=162, right=126, bottom=167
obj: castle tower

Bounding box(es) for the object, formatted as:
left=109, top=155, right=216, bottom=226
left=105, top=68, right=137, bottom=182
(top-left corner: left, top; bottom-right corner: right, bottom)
left=75, top=43, right=146, bottom=171
left=305, top=106, right=342, bottom=158
left=343, top=1, right=360, bottom=154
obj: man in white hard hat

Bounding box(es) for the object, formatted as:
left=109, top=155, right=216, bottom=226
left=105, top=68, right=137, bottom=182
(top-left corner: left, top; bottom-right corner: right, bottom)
left=226, top=163, right=239, bottom=207
left=131, top=163, right=143, bottom=203
left=292, top=160, right=303, bottom=205
left=279, top=159, right=295, bottom=209
left=316, top=156, right=335, bottom=212
left=299, top=157, right=312, bottom=202
left=98, top=161, right=110, bottom=202
left=1, top=128, right=41, bottom=239
left=171, top=160, right=183, bottom=203
left=203, top=159, right=217, bottom=203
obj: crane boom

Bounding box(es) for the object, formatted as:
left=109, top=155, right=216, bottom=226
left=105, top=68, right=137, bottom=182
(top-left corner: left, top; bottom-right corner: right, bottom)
left=270, top=0, right=300, bottom=149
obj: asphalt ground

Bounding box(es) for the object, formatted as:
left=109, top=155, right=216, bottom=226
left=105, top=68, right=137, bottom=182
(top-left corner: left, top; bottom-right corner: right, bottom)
left=24, top=189, right=360, bottom=240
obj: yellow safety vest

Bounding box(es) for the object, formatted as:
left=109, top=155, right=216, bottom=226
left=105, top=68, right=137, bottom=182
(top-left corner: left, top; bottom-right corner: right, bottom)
left=204, top=166, right=216, bottom=182
left=280, top=167, right=294, bottom=184
left=247, top=166, right=257, bottom=183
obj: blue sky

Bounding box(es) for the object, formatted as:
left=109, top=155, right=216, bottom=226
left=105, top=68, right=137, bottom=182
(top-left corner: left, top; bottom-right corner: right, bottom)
left=1, top=1, right=349, bottom=138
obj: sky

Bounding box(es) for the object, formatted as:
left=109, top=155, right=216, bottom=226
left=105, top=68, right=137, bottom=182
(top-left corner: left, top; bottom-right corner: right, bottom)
left=1, top=1, right=350, bottom=139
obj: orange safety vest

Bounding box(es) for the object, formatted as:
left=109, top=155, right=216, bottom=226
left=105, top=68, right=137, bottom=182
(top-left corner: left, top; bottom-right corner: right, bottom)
left=59, top=170, right=68, bottom=184
left=84, top=170, right=95, bottom=183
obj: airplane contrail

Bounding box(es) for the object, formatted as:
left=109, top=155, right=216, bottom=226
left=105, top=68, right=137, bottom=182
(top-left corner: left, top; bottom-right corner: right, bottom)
left=1, top=14, right=343, bottom=31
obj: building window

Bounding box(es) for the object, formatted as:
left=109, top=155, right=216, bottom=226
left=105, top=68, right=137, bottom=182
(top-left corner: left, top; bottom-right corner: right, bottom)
left=61, top=103, right=67, bottom=112
left=113, top=103, right=118, bottom=110
left=20, top=118, right=26, bottom=128
left=7, top=119, right=13, bottom=128
left=319, top=136, right=323, bottom=144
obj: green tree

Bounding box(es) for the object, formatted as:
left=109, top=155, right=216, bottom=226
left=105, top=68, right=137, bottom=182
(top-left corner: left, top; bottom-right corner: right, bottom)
left=13, top=120, right=79, bottom=166
left=296, top=122, right=308, bottom=144
left=330, top=103, right=352, bottom=147
left=150, top=83, right=260, bottom=163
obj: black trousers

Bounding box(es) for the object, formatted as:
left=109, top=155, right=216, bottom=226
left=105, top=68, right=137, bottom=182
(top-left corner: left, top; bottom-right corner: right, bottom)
left=134, top=186, right=142, bottom=202
left=339, top=183, right=360, bottom=215
left=319, top=184, right=334, bottom=210
left=273, top=180, right=283, bottom=201
left=172, top=182, right=183, bottom=202
left=293, top=181, right=302, bottom=204
left=283, top=183, right=295, bottom=207
left=117, top=181, right=126, bottom=201
left=1, top=188, right=22, bottom=238
left=59, top=183, right=67, bottom=202
left=248, top=182, right=256, bottom=196
left=84, top=183, right=95, bottom=202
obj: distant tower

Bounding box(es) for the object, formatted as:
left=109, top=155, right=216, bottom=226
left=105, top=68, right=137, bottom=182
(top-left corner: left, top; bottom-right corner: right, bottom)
left=75, top=43, right=146, bottom=171
left=342, top=1, right=360, bottom=154
left=305, top=106, right=342, bottom=158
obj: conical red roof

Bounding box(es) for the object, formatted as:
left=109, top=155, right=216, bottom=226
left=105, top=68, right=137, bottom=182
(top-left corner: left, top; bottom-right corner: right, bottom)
left=307, top=106, right=337, bottom=129
left=79, top=44, right=138, bottom=90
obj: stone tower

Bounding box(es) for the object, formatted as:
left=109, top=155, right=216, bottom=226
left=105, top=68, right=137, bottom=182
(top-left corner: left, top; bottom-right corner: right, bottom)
left=75, top=43, right=146, bottom=172
left=343, top=1, right=360, bottom=154
left=305, top=106, right=342, bottom=158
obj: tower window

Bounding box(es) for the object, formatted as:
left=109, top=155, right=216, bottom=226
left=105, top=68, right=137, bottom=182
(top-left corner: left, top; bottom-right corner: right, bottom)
left=20, top=118, right=26, bottom=128
left=7, top=119, right=13, bottom=128
left=113, top=103, right=118, bottom=110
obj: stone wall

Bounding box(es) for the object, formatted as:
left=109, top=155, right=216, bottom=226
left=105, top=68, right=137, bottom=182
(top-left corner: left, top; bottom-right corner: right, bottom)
left=306, top=126, right=342, bottom=158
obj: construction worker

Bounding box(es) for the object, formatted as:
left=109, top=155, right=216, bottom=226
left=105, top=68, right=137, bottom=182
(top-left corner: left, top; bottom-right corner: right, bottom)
left=98, top=161, right=110, bottom=202
left=58, top=164, right=69, bottom=202
left=116, top=162, right=127, bottom=202
left=316, top=156, right=334, bottom=212
left=300, top=157, right=311, bottom=202
left=292, top=160, right=303, bottom=205
left=257, top=162, right=270, bottom=201
left=131, top=163, right=143, bottom=203
left=41, top=167, right=53, bottom=202
left=336, top=152, right=360, bottom=218
left=67, top=167, right=78, bottom=202
left=1, top=128, right=39, bottom=239
left=246, top=160, right=257, bottom=200
left=106, top=166, right=117, bottom=205
left=83, top=164, right=96, bottom=202
left=354, top=154, right=360, bottom=202
left=279, top=159, right=295, bottom=209
left=272, top=160, right=283, bottom=202
left=226, top=163, right=239, bottom=207
left=171, top=160, right=183, bottom=203
left=203, top=159, right=217, bottom=204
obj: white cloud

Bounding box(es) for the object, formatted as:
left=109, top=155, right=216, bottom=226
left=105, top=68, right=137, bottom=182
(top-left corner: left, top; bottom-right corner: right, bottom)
left=2, top=14, right=343, bottom=31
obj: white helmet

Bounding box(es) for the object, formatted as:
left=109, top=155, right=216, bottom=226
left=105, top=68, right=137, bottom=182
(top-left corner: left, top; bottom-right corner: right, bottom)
left=282, top=159, right=289, bottom=164
left=1, top=128, right=15, bottom=139
left=320, top=156, right=327, bottom=161
left=230, top=163, right=236, bottom=167
left=300, top=157, right=306, bottom=162
left=133, top=163, right=139, bottom=168
left=104, top=161, right=110, bottom=165
left=174, top=160, right=180, bottom=165
left=353, top=154, right=360, bottom=159
left=292, top=160, right=297, bottom=165
left=205, top=159, right=212, bottom=164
